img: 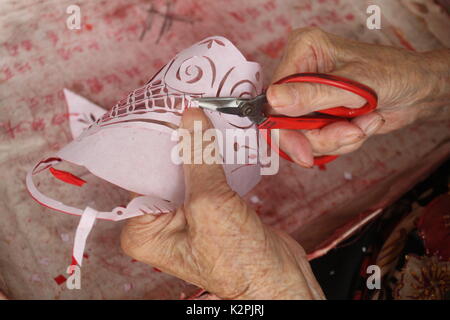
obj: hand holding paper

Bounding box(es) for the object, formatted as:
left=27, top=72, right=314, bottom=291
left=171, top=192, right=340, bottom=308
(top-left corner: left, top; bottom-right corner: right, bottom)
left=121, top=108, right=325, bottom=300
left=26, top=36, right=264, bottom=267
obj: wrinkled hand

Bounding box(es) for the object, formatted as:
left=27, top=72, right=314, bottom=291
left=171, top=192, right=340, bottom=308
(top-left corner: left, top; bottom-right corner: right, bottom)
left=121, top=108, right=324, bottom=300
left=267, top=27, right=450, bottom=167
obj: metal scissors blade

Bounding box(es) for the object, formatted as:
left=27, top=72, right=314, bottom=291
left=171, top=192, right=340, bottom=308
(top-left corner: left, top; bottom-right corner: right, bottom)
left=194, top=95, right=268, bottom=124
left=194, top=97, right=246, bottom=116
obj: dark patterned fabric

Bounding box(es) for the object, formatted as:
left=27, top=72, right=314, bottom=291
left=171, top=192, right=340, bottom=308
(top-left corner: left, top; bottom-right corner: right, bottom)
left=311, top=160, right=450, bottom=300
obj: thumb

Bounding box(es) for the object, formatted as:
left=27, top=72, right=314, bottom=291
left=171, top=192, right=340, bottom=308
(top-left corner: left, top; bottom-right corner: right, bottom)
left=180, top=108, right=262, bottom=236
left=179, top=108, right=230, bottom=209
left=266, top=76, right=367, bottom=117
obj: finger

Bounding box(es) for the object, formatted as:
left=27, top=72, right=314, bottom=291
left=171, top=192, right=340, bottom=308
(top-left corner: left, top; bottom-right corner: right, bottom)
left=271, top=27, right=337, bottom=82
left=180, top=108, right=229, bottom=200
left=180, top=109, right=262, bottom=238
left=332, top=140, right=365, bottom=155
left=273, top=129, right=314, bottom=168
left=271, top=113, right=382, bottom=161
left=266, top=80, right=366, bottom=116
left=121, top=209, right=209, bottom=289
left=317, top=112, right=384, bottom=156
left=120, top=209, right=188, bottom=267
left=267, top=28, right=362, bottom=116
left=303, top=112, right=384, bottom=156
left=351, top=111, right=385, bottom=136
left=268, top=28, right=371, bottom=117
left=303, top=121, right=365, bottom=155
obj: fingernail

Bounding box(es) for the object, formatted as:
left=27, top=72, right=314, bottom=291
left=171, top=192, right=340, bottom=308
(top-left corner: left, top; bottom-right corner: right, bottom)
left=296, top=159, right=314, bottom=168
left=292, top=153, right=314, bottom=168
left=362, top=117, right=385, bottom=136
left=267, top=84, right=295, bottom=108
left=342, top=132, right=364, bottom=145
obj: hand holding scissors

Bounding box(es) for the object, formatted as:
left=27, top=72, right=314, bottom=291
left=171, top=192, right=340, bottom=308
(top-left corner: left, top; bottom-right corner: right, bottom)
left=194, top=72, right=378, bottom=166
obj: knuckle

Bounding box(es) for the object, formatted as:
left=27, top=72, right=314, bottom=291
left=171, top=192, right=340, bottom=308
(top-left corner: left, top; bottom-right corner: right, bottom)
left=290, top=26, right=320, bottom=37
left=306, top=129, right=337, bottom=153
left=310, top=138, right=334, bottom=154
left=308, top=27, right=327, bottom=38
left=119, top=215, right=157, bottom=260
left=189, top=186, right=242, bottom=215
left=343, top=62, right=366, bottom=79
left=287, top=27, right=320, bottom=48
left=291, top=27, right=326, bottom=42
left=287, top=28, right=302, bottom=42
left=295, top=83, right=321, bottom=110
left=303, top=26, right=323, bottom=36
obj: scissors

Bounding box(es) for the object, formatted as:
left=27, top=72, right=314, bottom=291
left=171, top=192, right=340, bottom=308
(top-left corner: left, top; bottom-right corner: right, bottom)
left=194, top=73, right=378, bottom=166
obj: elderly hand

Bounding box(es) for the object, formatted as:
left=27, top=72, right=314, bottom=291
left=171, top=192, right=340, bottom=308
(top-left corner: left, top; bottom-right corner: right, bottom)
left=121, top=108, right=324, bottom=300
left=267, top=27, right=450, bottom=167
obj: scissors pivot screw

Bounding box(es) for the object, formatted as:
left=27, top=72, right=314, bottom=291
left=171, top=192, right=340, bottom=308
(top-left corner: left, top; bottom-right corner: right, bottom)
left=241, top=105, right=254, bottom=116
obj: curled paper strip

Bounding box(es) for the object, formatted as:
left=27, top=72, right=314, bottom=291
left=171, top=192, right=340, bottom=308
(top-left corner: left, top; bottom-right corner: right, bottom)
left=73, top=207, right=98, bottom=267
left=26, top=36, right=263, bottom=268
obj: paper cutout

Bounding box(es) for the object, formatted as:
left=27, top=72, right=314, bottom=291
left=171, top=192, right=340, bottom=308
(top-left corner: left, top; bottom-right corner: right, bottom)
left=72, top=207, right=98, bottom=266
left=64, top=89, right=107, bottom=140
left=26, top=36, right=263, bottom=268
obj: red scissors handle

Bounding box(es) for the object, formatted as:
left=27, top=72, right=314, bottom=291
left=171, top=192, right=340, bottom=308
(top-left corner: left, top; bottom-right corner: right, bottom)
left=260, top=73, right=378, bottom=166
